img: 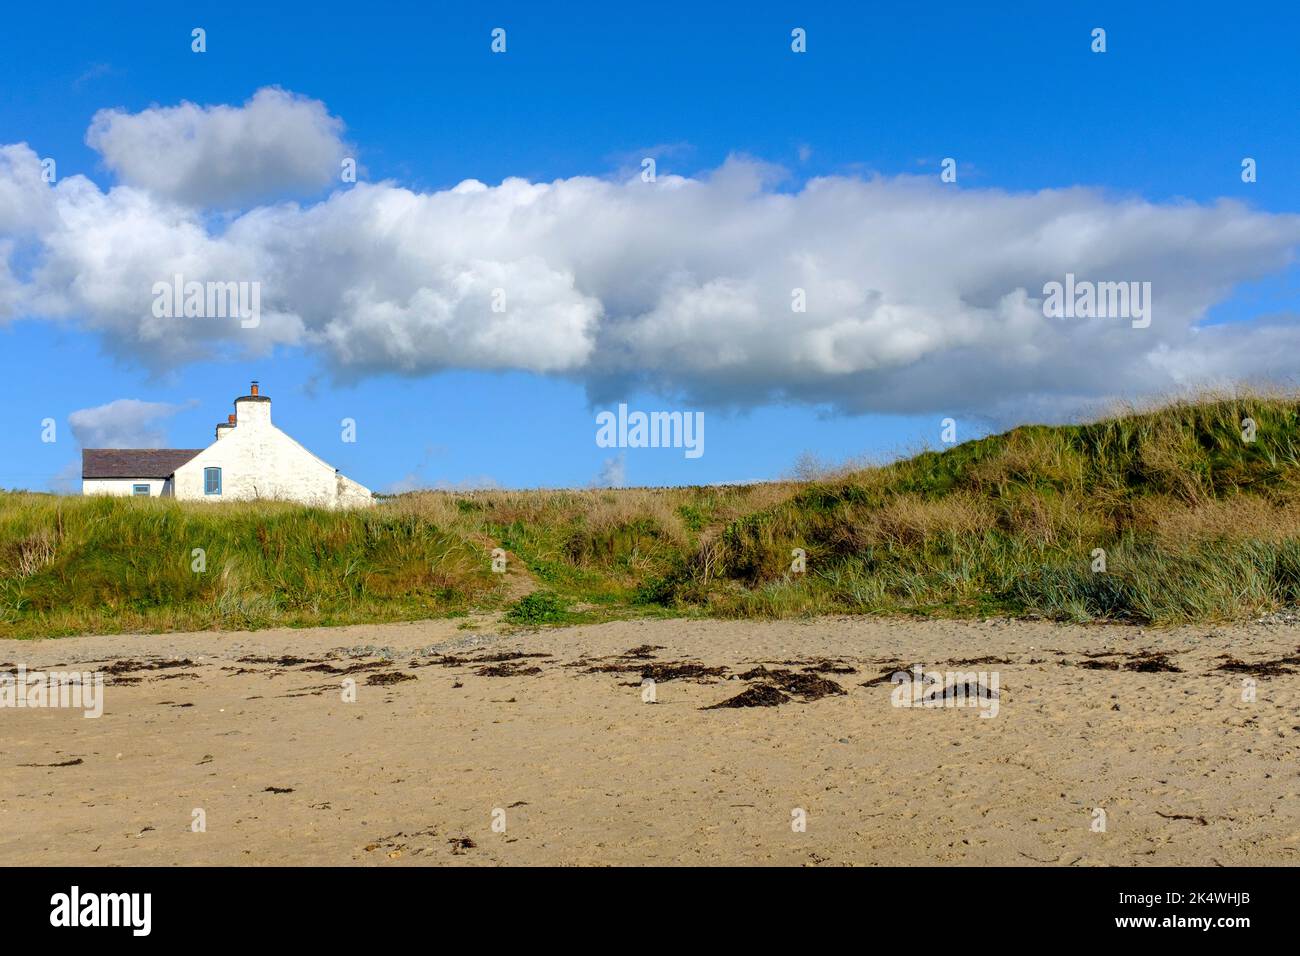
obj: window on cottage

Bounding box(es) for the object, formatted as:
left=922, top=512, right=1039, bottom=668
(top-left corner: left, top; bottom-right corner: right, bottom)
left=204, top=467, right=222, bottom=495
left=132, top=484, right=150, bottom=496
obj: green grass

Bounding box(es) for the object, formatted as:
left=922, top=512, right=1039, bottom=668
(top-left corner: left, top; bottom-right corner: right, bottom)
left=503, top=591, right=573, bottom=626
left=0, top=496, right=499, bottom=638
left=5, top=391, right=1300, bottom=637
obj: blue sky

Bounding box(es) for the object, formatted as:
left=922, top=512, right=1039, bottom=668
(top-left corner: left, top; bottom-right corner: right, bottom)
left=2, top=0, right=1298, bottom=492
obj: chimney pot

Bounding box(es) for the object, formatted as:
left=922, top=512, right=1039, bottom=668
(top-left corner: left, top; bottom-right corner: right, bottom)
left=228, top=413, right=237, bottom=423
left=250, top=381, right=259, bottom=396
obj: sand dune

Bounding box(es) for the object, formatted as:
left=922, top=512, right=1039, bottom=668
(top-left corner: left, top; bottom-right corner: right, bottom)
left=1, top=615, right=1297, bottom=866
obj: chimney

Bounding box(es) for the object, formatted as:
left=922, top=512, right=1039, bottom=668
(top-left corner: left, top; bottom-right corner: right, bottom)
left=229, top=413, right=237, bottom=424
left=215, top=413, right=237, bottom=441
left=234, top=380, right=271, bottom=427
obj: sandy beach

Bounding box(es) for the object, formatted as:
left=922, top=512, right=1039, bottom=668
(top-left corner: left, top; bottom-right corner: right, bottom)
left=1, top=615, right=1297, bottom=866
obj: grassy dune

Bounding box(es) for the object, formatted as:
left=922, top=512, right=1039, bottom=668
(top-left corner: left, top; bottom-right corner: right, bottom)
left=4, top=393, right=1300, bottom=638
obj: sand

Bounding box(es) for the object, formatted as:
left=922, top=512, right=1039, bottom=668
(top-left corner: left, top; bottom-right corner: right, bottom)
left=1, top=615, right=1297, bottom=866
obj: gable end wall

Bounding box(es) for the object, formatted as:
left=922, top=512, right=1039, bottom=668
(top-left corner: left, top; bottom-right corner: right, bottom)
left=172, top=421, right=373, bottom=508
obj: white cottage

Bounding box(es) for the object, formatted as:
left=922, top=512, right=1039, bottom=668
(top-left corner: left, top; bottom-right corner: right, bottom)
left=82, top=382, right=374, bottom=508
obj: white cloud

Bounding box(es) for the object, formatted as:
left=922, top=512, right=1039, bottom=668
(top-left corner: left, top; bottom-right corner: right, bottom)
left=85, top=87, right=349, bottom=208
left=595, top=452, right=627, bottom=488
left=0, top=143, right=57, bottom=235
left=68, top=398, right=188, bottom=448
left=4, top=90, right=1300, bottom=421
left=48, top=458, right=84, bottom=496
left=0, top=241, right=23, bottom=320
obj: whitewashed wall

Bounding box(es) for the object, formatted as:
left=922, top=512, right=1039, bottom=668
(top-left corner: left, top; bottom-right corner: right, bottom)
left=171, top=398, right=373, bottom=509
left=82, top=477, right=168, bottom=497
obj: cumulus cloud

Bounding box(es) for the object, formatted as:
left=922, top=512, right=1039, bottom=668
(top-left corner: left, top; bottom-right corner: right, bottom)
left=0, top=143, right=57, bottom=235
left=595, top=452, right=627, bottom=488
left=85, top=87, right=348, bottom=207
left=68, top=398, right=188, bottom=448
left=4, top=90, right=1300, bottom=421
left=0, top=241, right=23, bottom=320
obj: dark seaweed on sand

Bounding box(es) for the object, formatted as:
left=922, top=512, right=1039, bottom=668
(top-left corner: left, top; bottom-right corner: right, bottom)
left=704, top=685, right=791, bottom=709
left=738, top=666, right=844, bottom=700
left=475, top=663, right=544, bottom=677
left=641, top=662, right=727, bottom=683
left=366, top=671, right=417, bottom=685
left=1073, top=652, right=1181, bottom=673
left=1214, top=656, right=1296, bottom=677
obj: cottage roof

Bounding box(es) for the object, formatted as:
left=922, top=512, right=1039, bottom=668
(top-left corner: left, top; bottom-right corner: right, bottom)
left=82, top=448, right=204, bottom=479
